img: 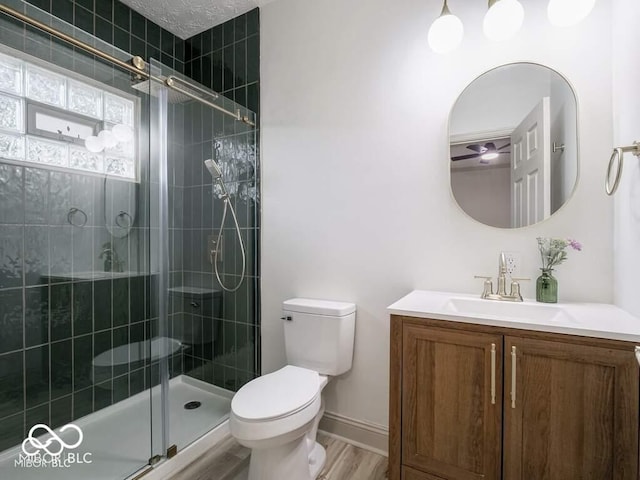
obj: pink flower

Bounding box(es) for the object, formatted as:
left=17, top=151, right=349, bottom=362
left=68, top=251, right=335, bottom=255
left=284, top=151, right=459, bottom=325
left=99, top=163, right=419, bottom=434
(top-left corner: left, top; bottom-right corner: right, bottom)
left=567, top=239, right=582, bottom=251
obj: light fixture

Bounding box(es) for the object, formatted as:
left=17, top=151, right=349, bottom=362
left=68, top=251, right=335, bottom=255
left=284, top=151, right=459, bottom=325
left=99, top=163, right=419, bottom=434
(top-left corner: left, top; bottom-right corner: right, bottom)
left=481, top=151, right=499, bottom=161
left=483, top=0, right=524, bottom=41
left=547, top=0, right=596, bottom=27
left=481, top=146, right=499, bottom=161
left=85, top=135, right=104, bottom=153
left=98, top=129, right=118, bottom=149
left=112, top=123, right=134, bottom=143
left=428, top=0, right=464, bottom=54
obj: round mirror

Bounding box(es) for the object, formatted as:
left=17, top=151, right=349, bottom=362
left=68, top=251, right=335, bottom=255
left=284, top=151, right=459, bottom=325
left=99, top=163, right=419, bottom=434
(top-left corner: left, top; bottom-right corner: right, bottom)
left=449, top=63, right=578, bottom=228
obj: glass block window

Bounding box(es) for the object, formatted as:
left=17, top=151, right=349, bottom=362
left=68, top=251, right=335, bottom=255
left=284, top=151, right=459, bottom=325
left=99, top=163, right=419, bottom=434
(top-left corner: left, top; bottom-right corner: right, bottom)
left=0, top=132, right=24, bottom=160
left=0, top=94, right=23, bottom=132
left=26, top=65, right=66, bottom=108
left=0, top=53, right=22, bottom=95
left=68, top=80, right=102, bottom=119
left=27, top=137, right=68, bottom=167
left=104, top=93, right=134, bottom=126
left=105, top=156, right=135, bottom=178
left=0, top=53, right=138, bottom=181
left=69, top=146, right=103, bottom=173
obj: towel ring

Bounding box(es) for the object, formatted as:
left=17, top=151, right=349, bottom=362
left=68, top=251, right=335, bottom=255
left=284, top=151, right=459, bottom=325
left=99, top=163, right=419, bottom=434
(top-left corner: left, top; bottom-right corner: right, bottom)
left=67, top=207, right=88, bottom=227
left=115, top=211, right=132, bottom=228
left=605, top=141, right=640, bottom=196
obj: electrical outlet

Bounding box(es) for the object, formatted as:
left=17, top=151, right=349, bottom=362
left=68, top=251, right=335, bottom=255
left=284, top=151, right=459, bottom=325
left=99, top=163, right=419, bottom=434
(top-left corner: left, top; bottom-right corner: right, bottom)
left=501, top=251, right=522, bottom=276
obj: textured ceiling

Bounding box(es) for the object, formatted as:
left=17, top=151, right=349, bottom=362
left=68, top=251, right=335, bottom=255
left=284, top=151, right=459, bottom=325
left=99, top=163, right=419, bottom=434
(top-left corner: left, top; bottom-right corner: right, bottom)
left=119, top=0, right=277, bottom=39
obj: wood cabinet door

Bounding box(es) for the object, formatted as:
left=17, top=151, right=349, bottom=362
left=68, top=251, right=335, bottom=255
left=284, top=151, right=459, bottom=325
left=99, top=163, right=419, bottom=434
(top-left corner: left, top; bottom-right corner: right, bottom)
left=503, top=336, right=639, bottom=480
left=402, top=325, right=502, bottom=480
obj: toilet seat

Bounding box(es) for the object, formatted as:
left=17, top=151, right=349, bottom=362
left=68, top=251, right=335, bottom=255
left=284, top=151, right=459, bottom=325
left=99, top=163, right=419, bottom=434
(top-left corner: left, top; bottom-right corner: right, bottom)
left=232, top=365, right=321, bottom=422
left=230, top=366, right=326, bottom=445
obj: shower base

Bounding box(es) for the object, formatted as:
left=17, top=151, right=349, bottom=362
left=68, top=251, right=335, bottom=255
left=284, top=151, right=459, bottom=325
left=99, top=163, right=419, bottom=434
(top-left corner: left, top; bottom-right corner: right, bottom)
left=0, top=376, right=232, bottom=480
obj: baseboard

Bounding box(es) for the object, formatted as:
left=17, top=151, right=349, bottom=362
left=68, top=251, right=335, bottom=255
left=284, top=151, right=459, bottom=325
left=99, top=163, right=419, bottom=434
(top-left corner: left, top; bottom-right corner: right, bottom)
left=319, top=411, right=388, bottom=457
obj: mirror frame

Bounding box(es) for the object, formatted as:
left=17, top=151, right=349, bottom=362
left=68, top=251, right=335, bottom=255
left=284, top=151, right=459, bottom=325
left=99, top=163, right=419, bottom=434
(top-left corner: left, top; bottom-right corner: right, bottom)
left=447, top=61, right=580, bottom=229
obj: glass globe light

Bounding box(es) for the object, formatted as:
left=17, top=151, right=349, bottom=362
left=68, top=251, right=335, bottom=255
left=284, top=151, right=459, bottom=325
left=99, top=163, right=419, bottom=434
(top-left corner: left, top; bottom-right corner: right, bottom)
left=483, top=0, right=525, bottom=41
left=112, top=124, right=134, bottom=143
left=428, top=1, right=464, bottom=54
left=98, top=129, right=118, bottom=149
left=85, top=135, right=104, bottom=153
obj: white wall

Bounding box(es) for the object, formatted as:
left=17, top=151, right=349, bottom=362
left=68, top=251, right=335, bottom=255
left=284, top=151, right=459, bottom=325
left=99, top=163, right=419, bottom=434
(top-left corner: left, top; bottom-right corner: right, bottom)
left=613, top=0, right=640, bottom=316
left=260, top=0, right=614, bottom=429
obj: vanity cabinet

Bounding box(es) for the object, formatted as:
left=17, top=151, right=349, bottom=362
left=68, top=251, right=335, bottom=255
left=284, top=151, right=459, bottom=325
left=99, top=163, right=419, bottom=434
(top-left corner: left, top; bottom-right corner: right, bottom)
left=390, top=316, right=639, bottom=480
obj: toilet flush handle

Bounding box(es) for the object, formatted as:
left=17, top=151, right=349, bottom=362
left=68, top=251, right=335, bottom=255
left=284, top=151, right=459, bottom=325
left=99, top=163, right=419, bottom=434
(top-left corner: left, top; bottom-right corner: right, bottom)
left=281, top=316, right=292, bottom=321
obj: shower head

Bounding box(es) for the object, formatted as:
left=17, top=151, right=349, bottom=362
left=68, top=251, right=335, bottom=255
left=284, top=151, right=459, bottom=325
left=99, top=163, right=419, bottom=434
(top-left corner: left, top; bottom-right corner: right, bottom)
left=204, top=159, right=223, bottom=180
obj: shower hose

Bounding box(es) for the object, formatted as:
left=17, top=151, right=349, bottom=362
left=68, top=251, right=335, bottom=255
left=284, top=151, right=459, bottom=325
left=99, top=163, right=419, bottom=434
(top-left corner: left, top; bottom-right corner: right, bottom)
left=213, top=181, right=246, bottom=293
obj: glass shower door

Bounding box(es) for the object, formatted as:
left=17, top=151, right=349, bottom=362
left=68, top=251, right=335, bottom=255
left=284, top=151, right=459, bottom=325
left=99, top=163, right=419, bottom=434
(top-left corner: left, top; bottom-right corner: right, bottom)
left=0, top=1, right=155, bottom=478
left=147, top=56, right=259, bottom=454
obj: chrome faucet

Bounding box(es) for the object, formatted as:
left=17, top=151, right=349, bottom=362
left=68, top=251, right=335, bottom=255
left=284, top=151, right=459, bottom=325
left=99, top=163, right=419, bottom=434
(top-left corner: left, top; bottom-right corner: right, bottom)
left=475, top=253, right=528, bottom=302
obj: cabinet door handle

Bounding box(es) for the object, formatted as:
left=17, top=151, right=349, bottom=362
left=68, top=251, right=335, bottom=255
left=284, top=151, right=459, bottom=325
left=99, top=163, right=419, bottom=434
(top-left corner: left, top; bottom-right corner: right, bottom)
left=511, top=346, right=517, bottom=409
left=490, top=343, right=496, bottom=405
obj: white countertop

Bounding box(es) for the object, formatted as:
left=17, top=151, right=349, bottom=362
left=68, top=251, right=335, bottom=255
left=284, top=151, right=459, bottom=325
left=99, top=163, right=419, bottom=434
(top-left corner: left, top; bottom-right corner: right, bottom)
left=387, top=290, right=640, bottom=343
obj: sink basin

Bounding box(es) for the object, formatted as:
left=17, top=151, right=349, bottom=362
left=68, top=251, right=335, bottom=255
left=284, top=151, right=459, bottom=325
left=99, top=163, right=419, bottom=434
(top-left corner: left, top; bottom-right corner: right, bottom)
left=444, top=297, right=575, bottom=323
left=388, top=290, right=640, bottom=343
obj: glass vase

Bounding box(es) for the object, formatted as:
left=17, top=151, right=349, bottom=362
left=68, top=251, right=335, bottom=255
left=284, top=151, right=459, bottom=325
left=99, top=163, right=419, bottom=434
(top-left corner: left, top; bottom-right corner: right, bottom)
left=536, top=268, right=558, bottom=303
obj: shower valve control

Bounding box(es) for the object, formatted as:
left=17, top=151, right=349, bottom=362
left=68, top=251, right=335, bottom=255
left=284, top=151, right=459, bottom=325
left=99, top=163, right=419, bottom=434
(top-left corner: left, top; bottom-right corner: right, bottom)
left=208, top=233, right=223, bottom=265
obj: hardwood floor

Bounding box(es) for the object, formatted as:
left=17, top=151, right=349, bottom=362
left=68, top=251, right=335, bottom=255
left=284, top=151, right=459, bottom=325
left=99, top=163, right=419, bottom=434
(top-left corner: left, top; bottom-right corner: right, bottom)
left=317, top=434, right=388, bottom=480
left=169, top=433, right=388, bottom=480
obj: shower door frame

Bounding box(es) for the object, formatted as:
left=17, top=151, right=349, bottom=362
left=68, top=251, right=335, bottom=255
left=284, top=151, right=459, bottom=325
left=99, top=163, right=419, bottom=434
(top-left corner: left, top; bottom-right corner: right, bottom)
left=0, top=2, right=260, bottom=475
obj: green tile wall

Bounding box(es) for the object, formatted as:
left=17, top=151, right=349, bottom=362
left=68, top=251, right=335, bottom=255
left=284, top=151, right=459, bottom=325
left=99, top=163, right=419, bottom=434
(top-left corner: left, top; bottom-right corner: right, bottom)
left=0, top=0, right=185, bottom=453
left=179, top=10, right=261, bottom=391
left=0, top=0, right=261, bottom=454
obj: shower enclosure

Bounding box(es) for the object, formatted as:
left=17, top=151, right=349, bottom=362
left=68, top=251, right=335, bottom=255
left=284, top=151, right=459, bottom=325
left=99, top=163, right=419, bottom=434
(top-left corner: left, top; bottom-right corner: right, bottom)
left=0, top=1, right=259, bottom=479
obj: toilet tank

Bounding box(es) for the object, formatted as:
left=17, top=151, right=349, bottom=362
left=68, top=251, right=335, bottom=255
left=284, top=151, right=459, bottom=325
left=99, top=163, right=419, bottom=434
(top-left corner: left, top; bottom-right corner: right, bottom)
left=282, top=298, right=356, bottom=376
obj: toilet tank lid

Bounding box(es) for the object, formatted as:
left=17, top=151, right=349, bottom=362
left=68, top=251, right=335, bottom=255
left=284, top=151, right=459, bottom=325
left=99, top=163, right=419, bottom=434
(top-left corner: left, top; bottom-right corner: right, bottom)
left=283, top=298, right=356, bottom=316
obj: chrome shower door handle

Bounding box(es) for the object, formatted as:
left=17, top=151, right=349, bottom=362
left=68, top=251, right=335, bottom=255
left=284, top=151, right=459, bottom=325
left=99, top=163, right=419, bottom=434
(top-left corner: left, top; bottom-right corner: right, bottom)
left=510, top=346, right=517, bottom=409
left=490, top=343, right=496, bottom=405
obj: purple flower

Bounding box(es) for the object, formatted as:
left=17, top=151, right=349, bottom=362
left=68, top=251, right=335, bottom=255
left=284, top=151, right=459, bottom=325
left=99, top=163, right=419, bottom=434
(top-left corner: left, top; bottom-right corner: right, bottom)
left=537, top=237, right=581, bottom=270
left=567, top=239, right=582, bottom=251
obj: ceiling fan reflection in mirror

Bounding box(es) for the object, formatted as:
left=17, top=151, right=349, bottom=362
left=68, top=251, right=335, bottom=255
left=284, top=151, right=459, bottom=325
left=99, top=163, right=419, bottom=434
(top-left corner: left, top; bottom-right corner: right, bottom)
left=451, top=140, right=511, bottom=164
left=451, top=137, right=511, bottom=168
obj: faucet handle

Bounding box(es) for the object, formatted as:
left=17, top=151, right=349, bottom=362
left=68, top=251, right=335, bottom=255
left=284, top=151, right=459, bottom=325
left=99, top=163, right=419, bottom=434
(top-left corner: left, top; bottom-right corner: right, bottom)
left=509, top=277, right=530, bottom=301
left=474, top=275, right=494, bottom=298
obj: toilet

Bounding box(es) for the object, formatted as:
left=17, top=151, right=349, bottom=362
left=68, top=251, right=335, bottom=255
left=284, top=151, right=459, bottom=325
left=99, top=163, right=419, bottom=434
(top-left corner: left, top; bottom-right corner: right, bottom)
left=230, top=298, right=356, bottom=480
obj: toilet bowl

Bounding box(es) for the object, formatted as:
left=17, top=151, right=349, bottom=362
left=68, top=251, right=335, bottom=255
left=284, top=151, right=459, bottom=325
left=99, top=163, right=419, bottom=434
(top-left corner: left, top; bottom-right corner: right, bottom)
left=231, top=366, right=329, bottom=479
left=230, top=298, right=356, bottom=480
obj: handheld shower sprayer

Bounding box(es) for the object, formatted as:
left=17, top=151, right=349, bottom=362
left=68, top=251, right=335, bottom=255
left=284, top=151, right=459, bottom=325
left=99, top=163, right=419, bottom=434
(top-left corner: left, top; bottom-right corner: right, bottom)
left=204, top=159, right=246, bottom=292
left=204, top=159, right=223, bottom=180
